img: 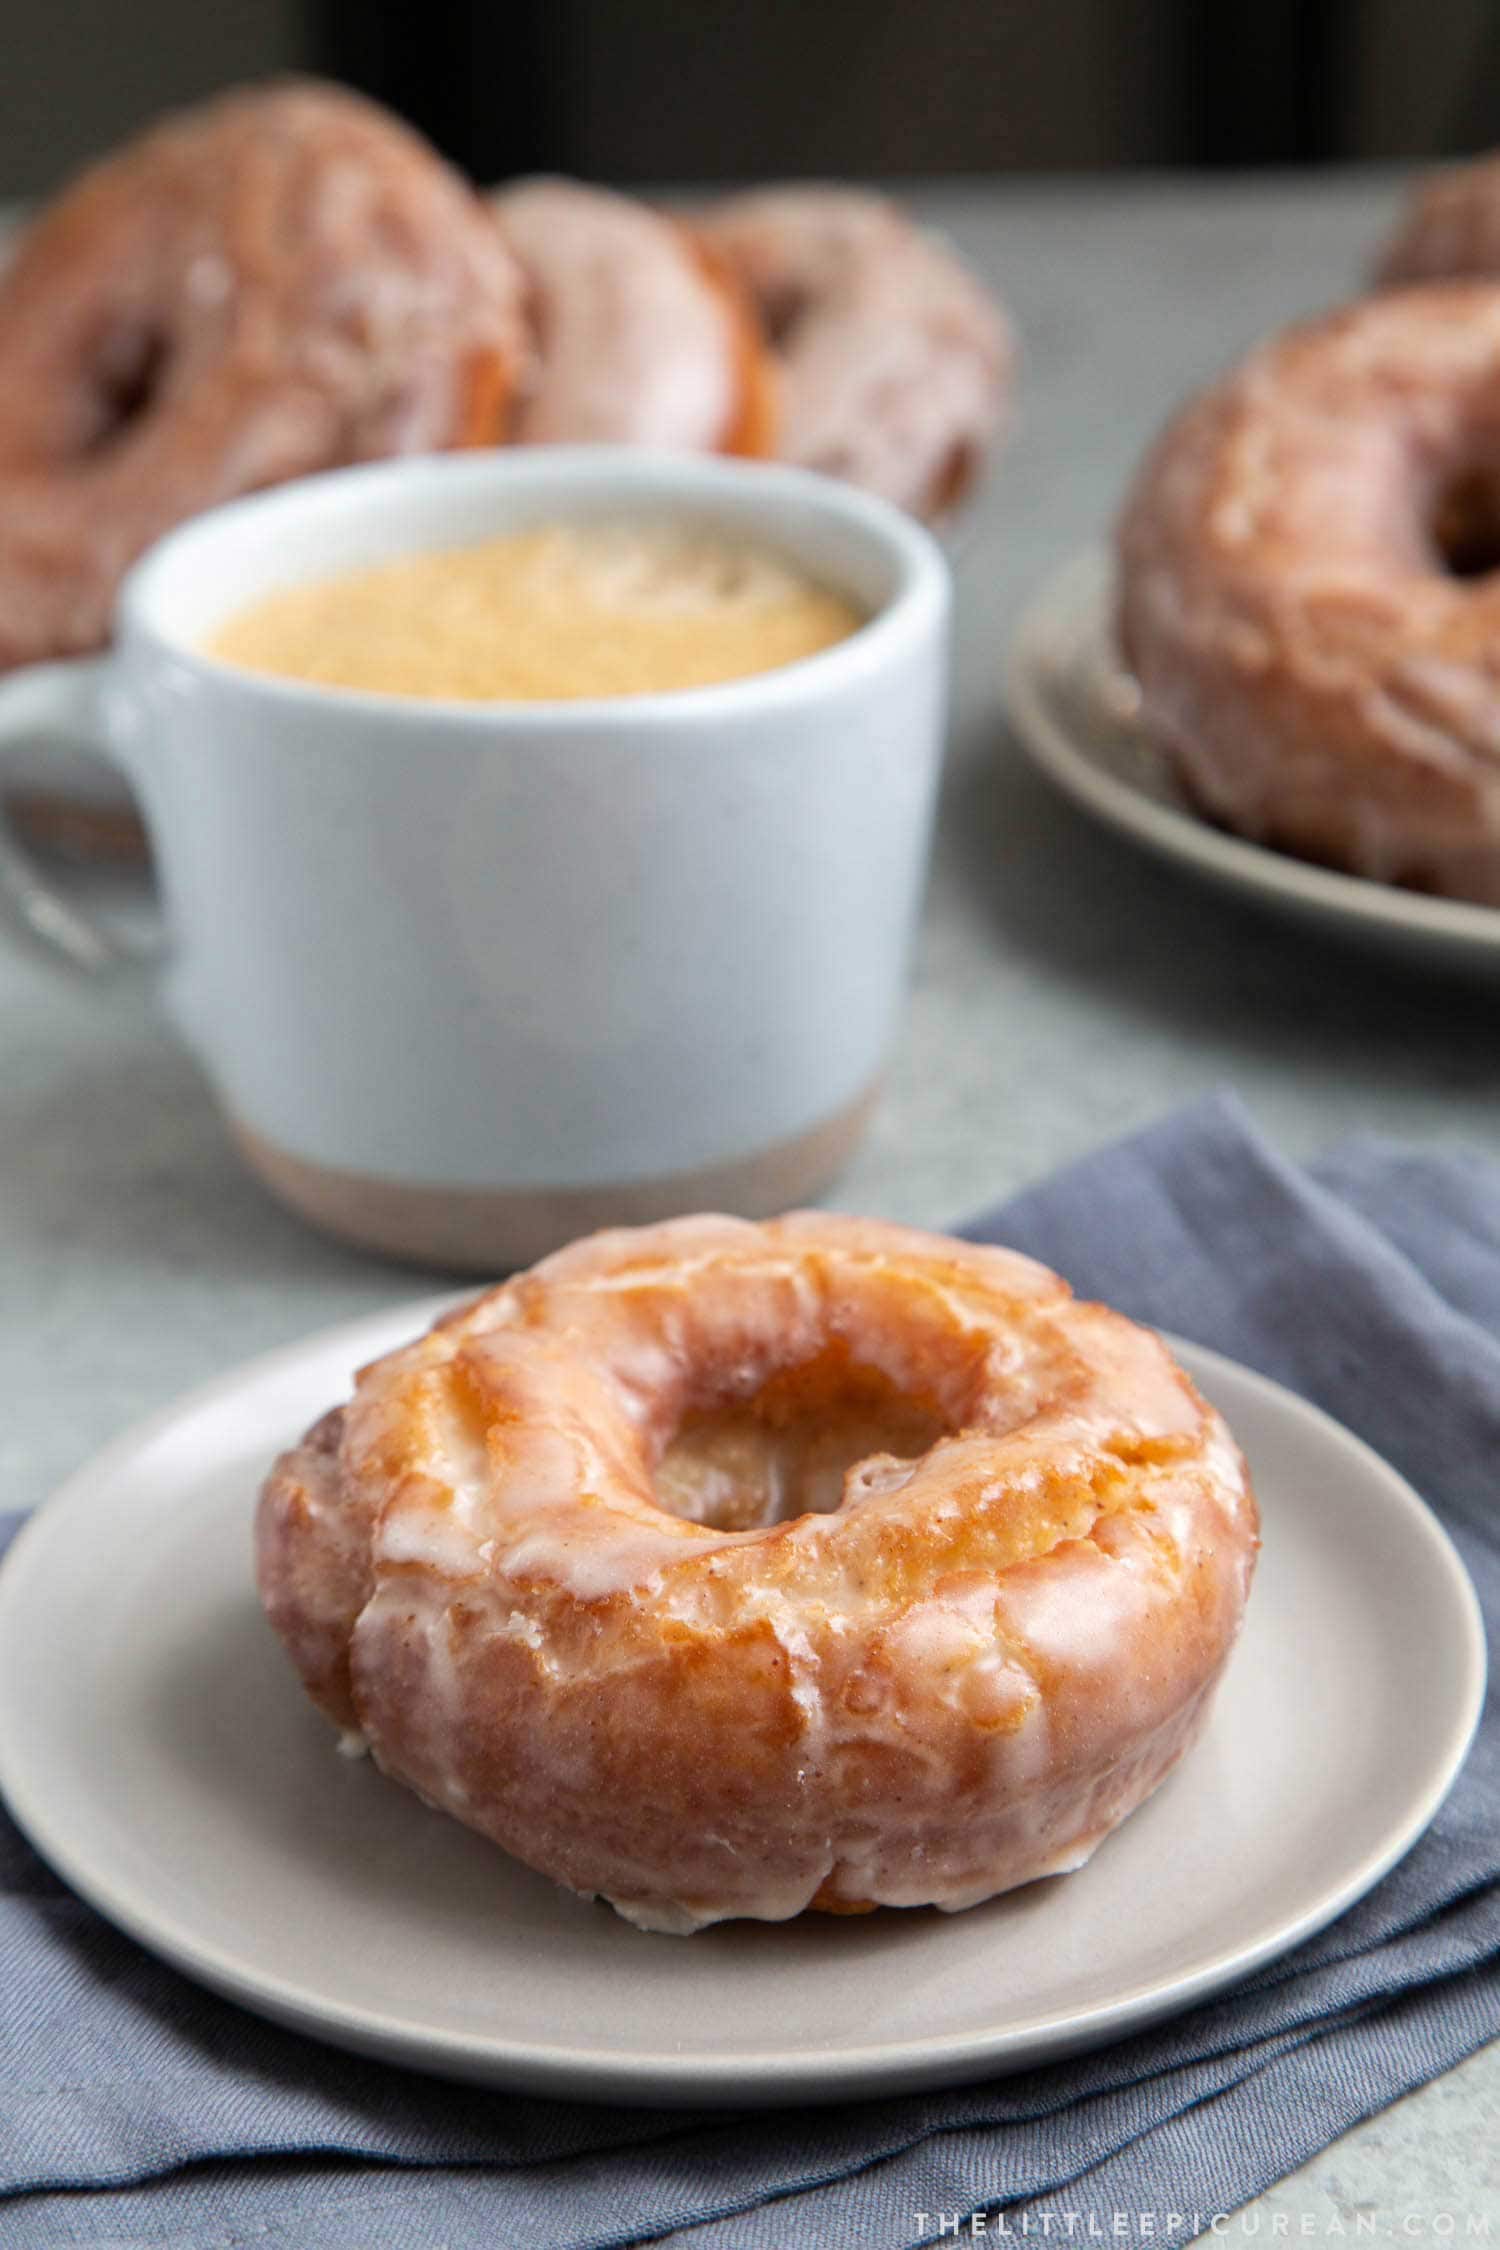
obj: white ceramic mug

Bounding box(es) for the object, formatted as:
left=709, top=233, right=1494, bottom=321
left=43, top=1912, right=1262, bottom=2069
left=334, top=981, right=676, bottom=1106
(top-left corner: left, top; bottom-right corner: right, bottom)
left=0, top=448, right=950, bottom=1268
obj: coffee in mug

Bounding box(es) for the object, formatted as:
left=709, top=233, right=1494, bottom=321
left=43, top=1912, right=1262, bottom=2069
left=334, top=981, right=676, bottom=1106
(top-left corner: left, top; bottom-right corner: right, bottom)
left=0, top=449, right=949, bottom=1270
left=209, top=520, right=865, bottom=703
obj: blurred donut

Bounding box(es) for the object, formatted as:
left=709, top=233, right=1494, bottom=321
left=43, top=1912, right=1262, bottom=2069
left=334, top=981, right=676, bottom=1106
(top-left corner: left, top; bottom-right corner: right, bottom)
left=1376, top=152, right=1500, bottom=286
left=696, top=185, right=1012, bottom=519
left=1118, top=285, right=1500, bottom=902
left=491, top=176, right=775, bottom=455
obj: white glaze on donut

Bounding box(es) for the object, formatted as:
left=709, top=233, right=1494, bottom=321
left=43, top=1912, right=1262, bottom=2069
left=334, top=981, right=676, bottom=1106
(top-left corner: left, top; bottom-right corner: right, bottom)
left=492, top=177, right=760, bottom=452
left=1117, top=284, right=1500, bottom=903
left=695, top=186, right=1012, bottom=518
left=257, top=1213, right=1258, bottom=1932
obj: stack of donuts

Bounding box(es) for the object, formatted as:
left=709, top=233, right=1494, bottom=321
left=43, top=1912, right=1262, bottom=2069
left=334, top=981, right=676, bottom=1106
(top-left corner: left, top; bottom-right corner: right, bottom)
left=1117, top=151, right=1500, bottom=907
left=0, top=77, right=1011, bottom=693
left=22, top=76, right=1500, bottom=907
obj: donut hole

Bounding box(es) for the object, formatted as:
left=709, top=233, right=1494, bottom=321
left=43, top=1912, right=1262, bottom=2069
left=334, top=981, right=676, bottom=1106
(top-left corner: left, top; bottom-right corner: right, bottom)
left=1430, top=465, right=1500, bottom=579
left=654, top=1344, right=950, bottom=1532
left=928, top=439, right=978, bottom=518
left=757, top=279, right=809, bottom=348
left=82, top=318, right=172, bottom=453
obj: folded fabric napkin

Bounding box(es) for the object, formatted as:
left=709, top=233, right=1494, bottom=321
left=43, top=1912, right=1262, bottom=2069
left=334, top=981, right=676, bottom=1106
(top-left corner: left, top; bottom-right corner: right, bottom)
left=3, top=1091, right=1497, bottom=2249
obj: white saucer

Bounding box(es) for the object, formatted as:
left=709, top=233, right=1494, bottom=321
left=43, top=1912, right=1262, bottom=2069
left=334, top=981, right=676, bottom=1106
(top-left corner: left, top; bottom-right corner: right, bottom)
left=1006, top=549, right=1500, bottom=972
left=0, top=1296, right=1485, bottom=2107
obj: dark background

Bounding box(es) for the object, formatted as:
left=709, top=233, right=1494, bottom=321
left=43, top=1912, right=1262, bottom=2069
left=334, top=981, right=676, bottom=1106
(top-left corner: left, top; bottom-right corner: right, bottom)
left=0, top=0, right=1494, bottom=191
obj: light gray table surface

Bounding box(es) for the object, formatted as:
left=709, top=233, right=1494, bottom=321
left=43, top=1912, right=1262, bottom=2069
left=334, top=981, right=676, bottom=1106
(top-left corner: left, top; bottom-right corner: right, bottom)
left=2, top=169, right=1496, bottom=2235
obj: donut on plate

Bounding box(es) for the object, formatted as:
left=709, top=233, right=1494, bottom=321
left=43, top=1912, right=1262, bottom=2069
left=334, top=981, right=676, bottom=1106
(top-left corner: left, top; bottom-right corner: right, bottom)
left=257, top=1213, right=1257, bottom=1934
left=1117, top=285, right=1500, bottom=903
left=491, top=177, right=775, bottom=456
left=0, top=78, right=528, bottom=674
left=695, top=186, right=1013, bottom=520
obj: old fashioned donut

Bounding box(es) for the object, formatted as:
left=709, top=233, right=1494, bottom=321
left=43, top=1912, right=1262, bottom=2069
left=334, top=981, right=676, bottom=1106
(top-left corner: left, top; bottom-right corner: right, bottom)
left=1117, top=285, right=1500, bottom=903
left=0, top=79, right=528, bottom=673
left=1375, top=153, right=1500, bottom=286
left=491, top=177, right=775, bottom=456
left=695, top=186, right=1012, bottom=519
left=257, top=1212, right=1257, bottom=1934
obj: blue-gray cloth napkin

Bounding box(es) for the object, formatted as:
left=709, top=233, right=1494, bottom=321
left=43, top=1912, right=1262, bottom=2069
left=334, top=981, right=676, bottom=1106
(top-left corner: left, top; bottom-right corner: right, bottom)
left=3, top=1091, right=1497, bottom=2248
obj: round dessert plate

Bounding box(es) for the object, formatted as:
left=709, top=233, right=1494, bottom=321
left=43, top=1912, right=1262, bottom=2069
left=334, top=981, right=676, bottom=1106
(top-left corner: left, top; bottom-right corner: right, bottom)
left=1007, top=548, right=1500, bottom=971
left=0, top=1294, right=1485, bottom=2106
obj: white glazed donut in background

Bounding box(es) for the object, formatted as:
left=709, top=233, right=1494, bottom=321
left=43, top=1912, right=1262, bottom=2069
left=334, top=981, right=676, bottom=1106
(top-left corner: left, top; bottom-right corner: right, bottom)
left=491, top=176, right=775, bottom=456
left=695, top=185, right=1013, bottom=520
left=1117, top=284, right=1500, bottom=905
left=257, top=1212, right=1258, bottom=1934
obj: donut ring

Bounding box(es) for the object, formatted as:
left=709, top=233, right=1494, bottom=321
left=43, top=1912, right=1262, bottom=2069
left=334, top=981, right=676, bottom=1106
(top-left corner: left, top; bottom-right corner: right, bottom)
left=1117, top=285, right=1500, bottom=904
left=1375, top=154, right=1500, bottom=286
left=0, top=79, right=528, bottom=672
left=695, top=186, right=1012, bottom=520
left=257, top=1213, right=1257, bottom=1934
left=491, top=177, right=775, bottom=456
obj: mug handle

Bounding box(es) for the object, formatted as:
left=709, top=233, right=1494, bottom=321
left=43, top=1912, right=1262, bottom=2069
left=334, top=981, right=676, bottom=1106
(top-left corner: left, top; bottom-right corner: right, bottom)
left=0, top=658, right=148, bottom=973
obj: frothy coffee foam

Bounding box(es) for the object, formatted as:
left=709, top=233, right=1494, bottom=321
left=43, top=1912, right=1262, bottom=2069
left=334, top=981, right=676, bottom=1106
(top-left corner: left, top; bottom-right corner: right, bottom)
left=208, top=520, right=865, bottom=701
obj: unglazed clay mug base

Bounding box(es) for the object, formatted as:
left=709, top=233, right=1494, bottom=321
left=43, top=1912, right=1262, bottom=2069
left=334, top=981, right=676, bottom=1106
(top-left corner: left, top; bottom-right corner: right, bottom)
left=0, top=449, right=950, bottom=1269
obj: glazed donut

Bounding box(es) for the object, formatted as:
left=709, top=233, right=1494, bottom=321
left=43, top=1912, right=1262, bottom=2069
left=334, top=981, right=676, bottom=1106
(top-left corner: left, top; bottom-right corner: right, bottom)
left=1117, top=285, right=1500, bottom=903
left=0, top=80, right=528, bottom=672
left=1375, top=153, right=1500, bottom=286
left=257, top=1212, right=1257, bottom=1934
left=695, top=186, right=1012, bottom=519
left=491, top=177, right=775, bottom=456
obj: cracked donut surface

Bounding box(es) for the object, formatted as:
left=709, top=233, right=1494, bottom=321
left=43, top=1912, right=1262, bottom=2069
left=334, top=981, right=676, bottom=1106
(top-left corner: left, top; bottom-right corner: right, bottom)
left=257, top=1212, right=1258, bottom=1934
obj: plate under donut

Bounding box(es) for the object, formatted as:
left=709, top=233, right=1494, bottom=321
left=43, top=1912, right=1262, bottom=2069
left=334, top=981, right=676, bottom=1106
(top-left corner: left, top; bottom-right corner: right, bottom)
left=0, top=1293, right=1484, bottom=2105
left=1007, top=548, right=1500, bottom=973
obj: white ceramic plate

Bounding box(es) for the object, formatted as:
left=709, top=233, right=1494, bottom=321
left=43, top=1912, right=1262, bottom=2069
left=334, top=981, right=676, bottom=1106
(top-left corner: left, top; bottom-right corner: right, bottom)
left=0, top=1297, right=1485, bottom=2107
left=1006, top=548, right=1500, bottom=971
